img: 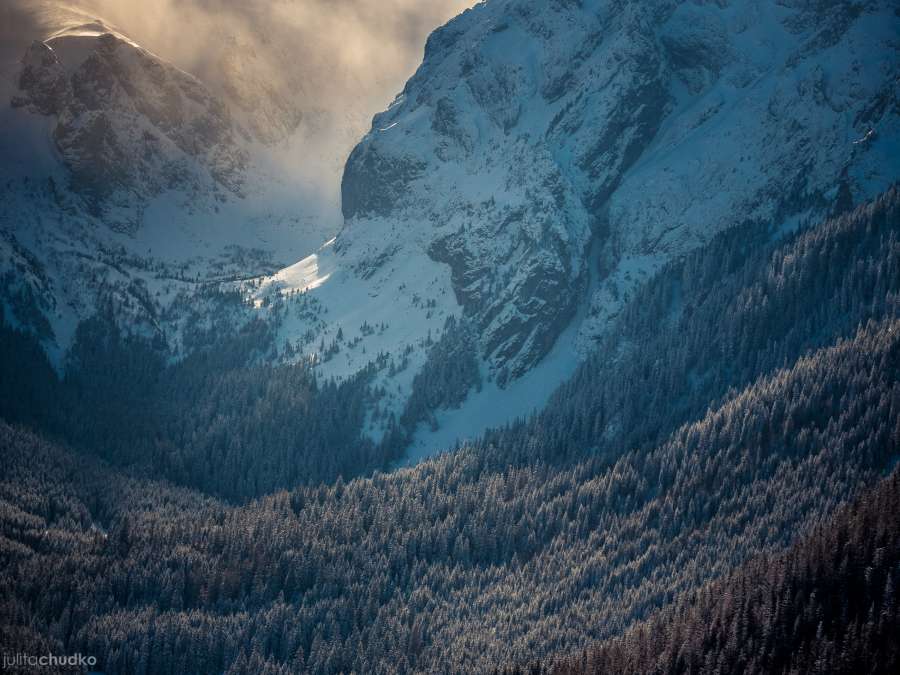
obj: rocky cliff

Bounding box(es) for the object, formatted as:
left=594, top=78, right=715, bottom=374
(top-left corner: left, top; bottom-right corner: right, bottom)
left=340, top=0, right=899, bottom=383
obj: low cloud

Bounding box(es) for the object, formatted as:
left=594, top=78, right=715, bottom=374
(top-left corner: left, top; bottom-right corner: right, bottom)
left=5, top=0, right=476, bottom=220
left=78, top=0, right=475, bottom=132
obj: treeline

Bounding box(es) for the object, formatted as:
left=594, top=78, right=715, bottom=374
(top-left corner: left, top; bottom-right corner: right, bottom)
left=0, top=308, right=390, bottom=501
left=400, top=314, right=482, bottom=433
left=0, top=190, right=897, bottom=672
left=476, top=186, right=900, bottom=467
left=509, top=467, right=900, bottom=675
left=1, top=317, right=897, bottom=673
left=2, top=187, right=898, bottom=505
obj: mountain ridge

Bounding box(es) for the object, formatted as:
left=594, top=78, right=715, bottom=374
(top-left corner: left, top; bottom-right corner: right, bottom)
left=335, top=0, right=898, bottom=390
left=2, top=0, right=899, bottom=457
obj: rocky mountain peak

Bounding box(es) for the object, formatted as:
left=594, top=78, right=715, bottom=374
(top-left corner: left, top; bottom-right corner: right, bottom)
left=339, top=0, right=899, bottom=384
left=11, top=23, right=247, bottom=229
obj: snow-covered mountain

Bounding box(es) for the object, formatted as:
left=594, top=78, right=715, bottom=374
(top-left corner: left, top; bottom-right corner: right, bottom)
left=12, top=22, right=248, bottom=226
left=250, top=0, right=898, bottom=452
left=0, top=1, right=478, bottom=368
left=340, top=0, right=897, bottom=371
left=2, top=0, right=898, bottom=457
left=0, top=2, right=362, bottom=358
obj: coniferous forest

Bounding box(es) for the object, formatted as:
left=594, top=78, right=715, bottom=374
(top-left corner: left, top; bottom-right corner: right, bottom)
left=1, top=188, right=899, bottom=672
left=2, top=0, right=900, bottom=669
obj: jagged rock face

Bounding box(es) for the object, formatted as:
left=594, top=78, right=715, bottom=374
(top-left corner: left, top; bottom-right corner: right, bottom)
left=13, top=26, right=247, bottom=228
left=0, top=17, right=317, bottom=358
left=340, top=0, right=899, bottom=383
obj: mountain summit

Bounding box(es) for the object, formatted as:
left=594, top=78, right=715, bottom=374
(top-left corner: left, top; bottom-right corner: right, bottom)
left=13, top=22, right=247, bottom=227
left=335, top=0, right=897, bottom=384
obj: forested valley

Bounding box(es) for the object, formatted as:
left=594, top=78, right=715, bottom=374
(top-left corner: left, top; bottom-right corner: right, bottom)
left=1, top=189, right=898, bottom=672
left=0, top=298, right=391, bottom=501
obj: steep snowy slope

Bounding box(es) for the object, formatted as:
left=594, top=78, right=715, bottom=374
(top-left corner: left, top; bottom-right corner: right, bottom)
left=0, top=1, right=479, bottom=365
left=0, top=3, right=340, bottom=359
left=248, top=0, right=899, bottom=449
left=342, top=0, right=898, bottom=369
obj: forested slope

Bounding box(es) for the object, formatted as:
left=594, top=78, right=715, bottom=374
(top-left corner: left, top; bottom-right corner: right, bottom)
left=476, top=187, right=900, bottom=467
left=1, top=191, right=898, bottom=673
left=519, top=468, right=900, bottom=675
left=2, top=316, right=897, bottom=673
left=0, top=308, right=386, bottom=501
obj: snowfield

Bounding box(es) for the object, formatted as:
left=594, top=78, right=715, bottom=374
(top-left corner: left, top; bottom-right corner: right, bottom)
left=2, top=0, right=898, bottom=461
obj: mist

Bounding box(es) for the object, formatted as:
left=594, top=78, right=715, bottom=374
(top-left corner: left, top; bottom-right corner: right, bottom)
left=79, top=0, right=477, bottom=216
left=81, top=1, right=473, bottom=106
left=4, top=0, right=476, bottom=228
left=77, top=0, right=476, bottom=157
